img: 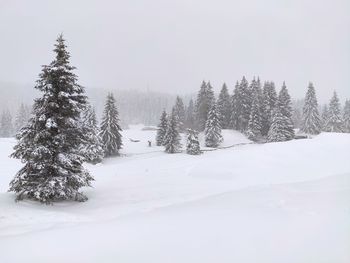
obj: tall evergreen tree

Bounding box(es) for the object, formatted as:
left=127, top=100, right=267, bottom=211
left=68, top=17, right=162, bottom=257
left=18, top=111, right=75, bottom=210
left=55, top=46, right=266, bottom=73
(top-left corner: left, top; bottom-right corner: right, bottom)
left=205, top=103, right=223, bottom=147
left=156, top=110, right=168, bottom=146
left=80, top=104, right=104, bottom=164
left=0, top=110, right=13, bottom=137
left=277, top=82, right=295, bottom=140
left=261, top=81, right=277, bottom=136
left=217, top=83, right=232, bottom=129
left=343, top=99, right=350, bottom=133
left=185, top=99, right=195, bottom=130
left=14, top=103, right=31, bottom=133
left=100, top=93, right=123, bottom=156
left=300, top=83, right=321, bottom=135
left=186, top=129, right=201, bottom=155
left=9, top=35, right=93, bottom=203
left=172, top=96, right=186, bottom=131
left=267, top=107, right=289, bottom=142
left=195, top=81, right=215, bottom=131
left=324, top=92, right=343, bottom=132
left=233, top=76, right=251, bottom=132
left=230, top=81, right=240, bottom=129
left=320, top=105, right=329, bottom=131
left=246, top=93, right=262, bottom=142
left=163, top=110, right=182, bottom=153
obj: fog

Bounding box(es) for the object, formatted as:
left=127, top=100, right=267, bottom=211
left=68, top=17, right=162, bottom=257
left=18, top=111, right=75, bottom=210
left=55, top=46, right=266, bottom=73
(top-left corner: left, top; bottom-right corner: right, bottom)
left=0, top=0, right=349, bottom=104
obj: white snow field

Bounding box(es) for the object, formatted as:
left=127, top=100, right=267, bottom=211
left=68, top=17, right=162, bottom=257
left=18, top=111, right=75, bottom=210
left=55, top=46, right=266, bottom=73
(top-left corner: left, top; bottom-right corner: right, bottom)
left=0, top=125, right=349, bottom=263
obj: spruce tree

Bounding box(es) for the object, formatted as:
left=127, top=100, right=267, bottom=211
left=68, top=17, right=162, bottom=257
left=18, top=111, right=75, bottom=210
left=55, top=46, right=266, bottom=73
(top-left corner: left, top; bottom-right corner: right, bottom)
left=172, top=96, right=186, bottom=131
left=217, top=83, right=232, bottom=129
left=246, top=93, right=262, bottom=142
left=343, top=100, right=350, bottom=133
left=185, top=99, right=195, bottom=130
left=80, top=104, right=104, bottom=164
left=186, top=129, right=201, bottom=155
left=320, top=105, right=329, bottom=131
left=324, top=92, right=343, bottom=132
left=100, top=93, right=123, bottom=156
left=9, top=35, right=93, bottom=203
left=261, top=81, right=277, bottom=136
left=163, top=110, right=182, bottom=153
left=233, top=76, right=251, bottom=132
left=205, top=103, right=223, bottom=147
left=0, top=110, right=13, bottom=137
left=300, top=83, right=321, bottom=135
left=230, top=81, right=240, bottom=130
left=277, top=82, right=295, bottom=140
left=267, top=107, right=289, bottom=142
left=195, top=81, right=215, bottom=131
left=156, top=110, right=168, bottom=146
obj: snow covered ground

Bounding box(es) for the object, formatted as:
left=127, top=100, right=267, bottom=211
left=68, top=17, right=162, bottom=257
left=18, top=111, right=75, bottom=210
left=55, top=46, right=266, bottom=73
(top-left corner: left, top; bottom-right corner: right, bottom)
left=0, top=125, right=349, bottom=263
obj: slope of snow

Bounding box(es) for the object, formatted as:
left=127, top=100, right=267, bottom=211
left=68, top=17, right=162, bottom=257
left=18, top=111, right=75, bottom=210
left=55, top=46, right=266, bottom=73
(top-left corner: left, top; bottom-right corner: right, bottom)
left=0, top=127, right=349, bottom=263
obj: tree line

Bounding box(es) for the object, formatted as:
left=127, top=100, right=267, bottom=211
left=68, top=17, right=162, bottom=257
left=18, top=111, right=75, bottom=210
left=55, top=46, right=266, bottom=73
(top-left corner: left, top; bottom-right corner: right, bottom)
left=155, top=78, right=350, bottom=154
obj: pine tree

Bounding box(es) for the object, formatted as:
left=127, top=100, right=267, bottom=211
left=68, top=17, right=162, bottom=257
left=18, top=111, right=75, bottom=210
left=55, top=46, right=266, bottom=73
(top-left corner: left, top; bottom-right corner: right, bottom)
left=100, top=93, right=123, bottom=156
left=232, top=76, right=251, bottom=132
left=156, top=110, right=168, bottom=146
left=320, top=105, right=329, bottom=131
left=300, top=83, right=321, bottom=135
left=185, top=99, right=195, bottom=130
left=230, top=81, right=240, bottom=129
left=246, top=93, right=262, bottom=142
left=9, top=35, right=93, bottom=203
left=205, top=103, right=223, bottom=147
left=277, top=82, right=295, bottom=140
left=186, top=129, right=201, bottom=155
left=163, top=110, right=182, bottom=153
left=80, top=104, right=104, bottom=164
left=343, top=100, right=350, bottom=133
left=195, top=81, right=215, bottom=131
left=324, top=92, right=343, bottom=132
left=217, top=83, right=232, bottom=129
left=14, top=103, right=31, bottom=133
left=172, top=96, right=186, bottom=131
left=0, top=110, right=13, bottom=137
left=261, top=81, right=277, bottom=136
left=267, top=107, right=289, bottom=142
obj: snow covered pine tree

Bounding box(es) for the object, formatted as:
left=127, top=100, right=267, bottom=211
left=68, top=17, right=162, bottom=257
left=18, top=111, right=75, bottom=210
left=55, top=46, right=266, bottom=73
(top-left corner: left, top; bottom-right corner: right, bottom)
left=156, top=110, right=168, bottom=146
left=276, top=82, right=295, bottom=140
left=205, top=103, right=223, bottom=147
left=100, top=93, right=123, bottom=157
left=9, top=35, right=93, bottom=203
left=80, top=104, right=104, bottom=164
left=324, top=92, right=343, bottom=132
left=246, top=92, right=263, bottom=142
left=217, top=83, right=232, bottom=129
left=300, top=83, right=321, bottom=135
left=163, top=110, right=182, bottom=153
left=172, top=96, right=186, bottom=131
left=0, top=110, right=13, bottom=137
left=186, top=129, right=201, bottom=155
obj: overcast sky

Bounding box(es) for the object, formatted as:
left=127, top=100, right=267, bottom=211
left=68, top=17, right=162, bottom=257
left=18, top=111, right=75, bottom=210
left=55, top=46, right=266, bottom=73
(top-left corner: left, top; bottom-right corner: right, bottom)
left=0, top=0, right=349, bottom=102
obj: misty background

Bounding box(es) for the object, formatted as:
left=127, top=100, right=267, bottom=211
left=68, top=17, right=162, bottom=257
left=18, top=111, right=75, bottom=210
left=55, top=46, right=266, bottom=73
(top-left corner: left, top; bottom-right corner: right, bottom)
left=0, top=0, right=349, bottom=124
